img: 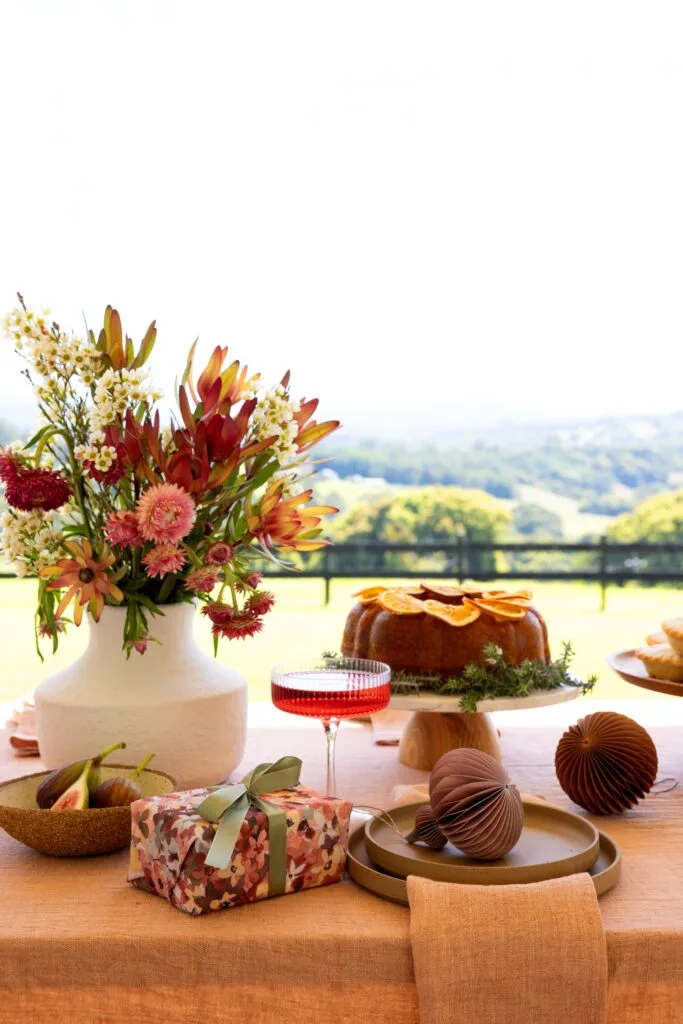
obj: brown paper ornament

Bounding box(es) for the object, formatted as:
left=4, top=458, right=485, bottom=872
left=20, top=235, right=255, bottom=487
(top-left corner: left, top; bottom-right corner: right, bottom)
left=428, top=748, right=524, bottom=860
left=405, top=804, right=448, bottom=850
left=555, top=711, right=658, bottom=815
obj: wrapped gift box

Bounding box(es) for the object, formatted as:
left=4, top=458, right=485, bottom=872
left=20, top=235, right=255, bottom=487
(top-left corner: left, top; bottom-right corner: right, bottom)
left=128, top=781, right=353, bottom=915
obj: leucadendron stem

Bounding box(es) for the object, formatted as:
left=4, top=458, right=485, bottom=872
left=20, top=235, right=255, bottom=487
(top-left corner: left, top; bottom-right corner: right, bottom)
left=130, top=753, right=155, bottom=781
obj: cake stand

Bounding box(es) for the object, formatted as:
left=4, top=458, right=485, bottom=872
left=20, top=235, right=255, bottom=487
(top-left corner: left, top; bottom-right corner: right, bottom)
left=389, top=685, right=581, bottom=770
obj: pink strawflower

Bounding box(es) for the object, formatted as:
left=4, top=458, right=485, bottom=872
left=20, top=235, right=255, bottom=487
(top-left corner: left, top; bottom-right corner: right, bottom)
left=38, top=618, right=67, bottom=639
left=201, top=600, right=263, bottom=640
left=136, top=482, right=196, bottom=544
left=211, top=615, right=263, bottom=640
left=247, top=590, right=275, bottom=616
left=135, top=636, right=148, bottom=655
left=184, top=566, right=220, bottom=594
left=244, top=571, right=263, bottom=589
left=201, top=601, right=234, bottom=627
left=105, top=510, right=145, bottom=548
left=142, top=543, right=187, bottom=578
left=205, top=541, right=234, bottom=566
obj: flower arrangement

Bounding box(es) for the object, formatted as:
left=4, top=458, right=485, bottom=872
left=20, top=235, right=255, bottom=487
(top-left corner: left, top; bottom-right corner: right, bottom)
left=1, top=296, right=339, bottom=655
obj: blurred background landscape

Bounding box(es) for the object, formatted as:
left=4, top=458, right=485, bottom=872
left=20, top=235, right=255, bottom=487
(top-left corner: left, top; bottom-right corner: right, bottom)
left=2, top=2, right=683, bottom=706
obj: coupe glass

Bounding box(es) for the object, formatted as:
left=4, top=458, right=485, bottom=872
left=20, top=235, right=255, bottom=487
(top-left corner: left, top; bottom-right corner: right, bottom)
left=271, top=657, right=392, bottom=796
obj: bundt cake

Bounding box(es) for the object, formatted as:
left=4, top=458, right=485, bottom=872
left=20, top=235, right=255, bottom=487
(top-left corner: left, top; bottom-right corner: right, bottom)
left=341, top=583, right=550, bottom=679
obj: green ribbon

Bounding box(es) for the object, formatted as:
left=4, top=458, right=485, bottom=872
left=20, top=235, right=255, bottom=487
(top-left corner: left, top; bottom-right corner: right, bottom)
left=197, top=756, right=302, bottom=896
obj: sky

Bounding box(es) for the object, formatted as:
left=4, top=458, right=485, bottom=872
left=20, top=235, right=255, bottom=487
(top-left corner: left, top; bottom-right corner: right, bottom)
left=1, top=1, right=682, bottom=439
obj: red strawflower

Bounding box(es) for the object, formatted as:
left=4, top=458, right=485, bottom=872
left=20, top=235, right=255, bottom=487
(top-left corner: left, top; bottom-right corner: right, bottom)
left=247, top=590, right=275, bottom=616
left=245, top=572, right=263, bottom=589
left=0, top=450, right=19, bottom=483
left=206, top=542, right=234, bottom=566
left=5, top=467, right=71, bottom=512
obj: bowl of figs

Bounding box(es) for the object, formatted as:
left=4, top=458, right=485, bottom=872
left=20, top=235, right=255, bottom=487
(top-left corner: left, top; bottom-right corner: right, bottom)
left=0, top=742, right=176, bottom=856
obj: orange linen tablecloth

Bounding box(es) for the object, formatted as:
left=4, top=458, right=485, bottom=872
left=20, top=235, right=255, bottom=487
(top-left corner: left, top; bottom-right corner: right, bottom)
left=1, top=708, right=683, bottom=1024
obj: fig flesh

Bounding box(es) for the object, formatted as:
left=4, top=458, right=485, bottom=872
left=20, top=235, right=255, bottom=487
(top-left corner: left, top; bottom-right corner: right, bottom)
left=51, top=759, right=92, bottom=810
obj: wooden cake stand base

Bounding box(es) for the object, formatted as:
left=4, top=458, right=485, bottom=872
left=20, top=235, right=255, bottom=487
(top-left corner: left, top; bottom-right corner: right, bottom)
left=389, top=686, right=581, bottom=771
left=398, top=710, right=500, bottom=770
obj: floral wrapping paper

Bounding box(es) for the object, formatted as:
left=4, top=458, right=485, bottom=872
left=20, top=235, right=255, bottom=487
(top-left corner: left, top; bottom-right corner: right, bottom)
left=128, top=785, right=353, bottom=915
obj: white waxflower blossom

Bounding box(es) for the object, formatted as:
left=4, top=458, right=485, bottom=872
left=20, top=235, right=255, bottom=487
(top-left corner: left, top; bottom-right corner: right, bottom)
left=272, top=470, right=299, bottom=498
left=2, top=302, right=105, bottom=402
left=86, top=364, right=160, bottom=438
left=0, top=506, right=64, bottom=578
left=252, top=386, right=302, bottom=465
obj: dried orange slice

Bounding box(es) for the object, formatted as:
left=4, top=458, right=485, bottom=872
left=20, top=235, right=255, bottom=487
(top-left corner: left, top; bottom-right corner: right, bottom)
left=472, top=599, right=526, bottom=622
left=484, top=589, right=533, bottom=604
left=458, top=584, right=488, bottom=597
left=378, top=591, right=425, bottom=615
left=420, top=583, right=463, bottom=599
left=424, top=599, right=481, bottom=627
left=353, top=586, right=388, bottom=604
left=395, top=585, right=427, bottom=597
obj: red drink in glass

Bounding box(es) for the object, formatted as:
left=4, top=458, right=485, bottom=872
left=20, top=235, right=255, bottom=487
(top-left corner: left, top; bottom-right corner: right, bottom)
left=271, top=658, right=391, bottom=795
left=271, top=669, right=391, bottom=718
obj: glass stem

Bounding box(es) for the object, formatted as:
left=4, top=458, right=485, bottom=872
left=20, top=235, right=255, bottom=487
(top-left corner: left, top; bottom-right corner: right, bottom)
left=322, top=717, right=340, bottom=796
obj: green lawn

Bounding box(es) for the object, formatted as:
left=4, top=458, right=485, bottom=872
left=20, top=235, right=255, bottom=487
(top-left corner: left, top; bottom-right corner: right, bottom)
left=0, top=577, right=678, bottom=705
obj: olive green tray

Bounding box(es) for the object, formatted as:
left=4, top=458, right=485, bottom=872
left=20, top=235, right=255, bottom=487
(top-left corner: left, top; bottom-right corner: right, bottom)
left=348, top=821, right=621, bottom=904
left=365, top=800, right=600, bottom=885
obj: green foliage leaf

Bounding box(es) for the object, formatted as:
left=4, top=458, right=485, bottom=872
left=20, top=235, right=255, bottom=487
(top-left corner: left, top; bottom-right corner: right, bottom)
left=390, top=641, right=595, bottom=711
left=157, top=573, right=178, bottom=603
left=23, top=424, right=55, bottom=451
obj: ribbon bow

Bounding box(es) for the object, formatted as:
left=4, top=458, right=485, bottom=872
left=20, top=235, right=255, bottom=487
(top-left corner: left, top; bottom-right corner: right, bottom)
left=197, top=756, right=302, bottom=895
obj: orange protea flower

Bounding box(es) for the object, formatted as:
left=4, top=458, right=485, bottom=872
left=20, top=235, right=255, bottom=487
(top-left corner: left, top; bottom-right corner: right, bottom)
left=40, top=539, right=124, bottom=626
left=246, top=482, right=338, bottom=553
left=181, top=341, right=260, bottom=414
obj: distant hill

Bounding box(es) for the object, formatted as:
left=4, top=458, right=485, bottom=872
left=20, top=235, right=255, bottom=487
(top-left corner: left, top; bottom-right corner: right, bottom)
left=319, top=410, right=683, bottom=511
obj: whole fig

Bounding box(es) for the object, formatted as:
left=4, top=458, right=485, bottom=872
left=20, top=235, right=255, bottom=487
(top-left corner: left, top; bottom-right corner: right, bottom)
left=93, top=753, right=155, bottom=808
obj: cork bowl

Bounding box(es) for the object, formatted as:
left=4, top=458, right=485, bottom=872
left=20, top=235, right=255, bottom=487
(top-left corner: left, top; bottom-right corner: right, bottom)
left=0, top=764, right=177, bottom=857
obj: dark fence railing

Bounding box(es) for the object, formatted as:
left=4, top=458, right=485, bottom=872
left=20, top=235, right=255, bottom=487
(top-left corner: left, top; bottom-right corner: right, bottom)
left=258, top=539, right=683, bottom=608
left=2, top=539, right=681, bottom=609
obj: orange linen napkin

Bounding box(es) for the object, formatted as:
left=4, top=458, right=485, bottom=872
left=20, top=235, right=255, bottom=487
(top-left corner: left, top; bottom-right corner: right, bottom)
left=391, top=782, right=429, bottom=806
left=408, top=873, right=607, bottom=1024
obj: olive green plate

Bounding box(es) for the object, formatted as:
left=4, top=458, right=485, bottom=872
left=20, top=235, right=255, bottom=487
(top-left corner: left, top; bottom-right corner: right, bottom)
left=365, top=801, right=600, bottom=885
left=0, top=764, right=177, bottom=857
left=348, top=822, right=621, bottom=904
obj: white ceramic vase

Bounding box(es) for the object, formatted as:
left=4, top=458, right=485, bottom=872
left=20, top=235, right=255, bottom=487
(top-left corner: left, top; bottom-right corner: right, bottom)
left=34, top=604, right=248, bottom=789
